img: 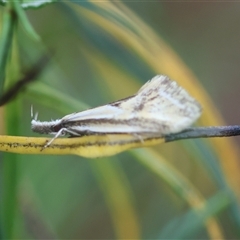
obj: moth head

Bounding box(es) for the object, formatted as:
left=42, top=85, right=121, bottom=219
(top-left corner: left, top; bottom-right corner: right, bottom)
left=31, top=115, right=63, bottom=135
left=31, top=106, right=63, bottom=135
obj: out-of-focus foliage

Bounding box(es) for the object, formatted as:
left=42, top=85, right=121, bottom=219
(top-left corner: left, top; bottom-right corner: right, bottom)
left=0, top=1, right=240, bottom=239
left=0, top=0, right=56, bottom=8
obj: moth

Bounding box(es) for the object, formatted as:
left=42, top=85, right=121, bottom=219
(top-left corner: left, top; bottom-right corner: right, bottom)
left=31, top=75, right=202, bottom=148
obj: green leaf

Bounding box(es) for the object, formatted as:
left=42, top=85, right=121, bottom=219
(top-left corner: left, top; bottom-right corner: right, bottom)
left=12, top=1, right=40, bottom=41
left=159, top=191, right=232, bottom=239
left=0, top=0, right=56, bottom=9
left=0, top=1, right=16, bottom=94
left=21, top=0, right=57, bottom=9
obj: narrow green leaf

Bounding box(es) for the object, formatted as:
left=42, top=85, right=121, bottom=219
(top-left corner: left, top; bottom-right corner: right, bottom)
left=0, top=2, right=16, bottom=94
left=21, top=0, right=57, bottom=9
left=159, top=191, right=232, bottom=239
left=12, top=1, right=40, bottom=41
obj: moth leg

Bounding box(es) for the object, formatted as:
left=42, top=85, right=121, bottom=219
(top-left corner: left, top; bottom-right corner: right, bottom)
left=132, top=133, right=144, bottom=143
left=42, top=128, right=66, bottom=150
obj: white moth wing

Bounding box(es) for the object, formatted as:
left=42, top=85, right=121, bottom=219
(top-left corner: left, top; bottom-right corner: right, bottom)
left=61, top=75, right=201, bottom=135
left=61, top=104, right=124, bottom=122
left=61, top=104, right=142, bottom=134
left=112, top=75, right=202, bottom=134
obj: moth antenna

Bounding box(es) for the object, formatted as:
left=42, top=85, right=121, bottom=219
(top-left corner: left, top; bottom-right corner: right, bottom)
left=31, top=105, right=39, bottom=121
left=31, top=105, right=33, bottom=118
left=34, top=112, right=39, bottom=121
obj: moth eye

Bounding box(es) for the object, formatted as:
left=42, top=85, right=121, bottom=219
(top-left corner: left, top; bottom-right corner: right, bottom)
left=52, top=124, right=62, bottom=133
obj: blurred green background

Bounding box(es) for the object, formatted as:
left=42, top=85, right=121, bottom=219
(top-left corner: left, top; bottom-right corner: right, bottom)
left=0, top=1, right=240, bottom=239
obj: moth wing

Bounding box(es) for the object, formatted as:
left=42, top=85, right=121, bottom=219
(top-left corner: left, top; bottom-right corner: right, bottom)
left=117, top=75, right=202, bottom=134
left=61, top=75, right=201, bottom=135
left=61, top=104, right=124, bottom=122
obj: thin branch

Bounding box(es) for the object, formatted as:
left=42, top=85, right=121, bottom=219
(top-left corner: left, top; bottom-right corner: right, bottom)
left=165, top=125, right=240, bottom=142
left=0, top=55, right=50, bottom=106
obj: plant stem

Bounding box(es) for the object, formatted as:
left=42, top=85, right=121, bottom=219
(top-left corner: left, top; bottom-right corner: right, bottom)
left=165, top=125, right=240, bottom=142
left=0, top=2, right=17, bottom=94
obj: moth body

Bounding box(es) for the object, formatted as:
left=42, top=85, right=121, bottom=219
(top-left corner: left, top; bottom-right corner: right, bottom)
left=31, top=75, right=202, bottom=148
